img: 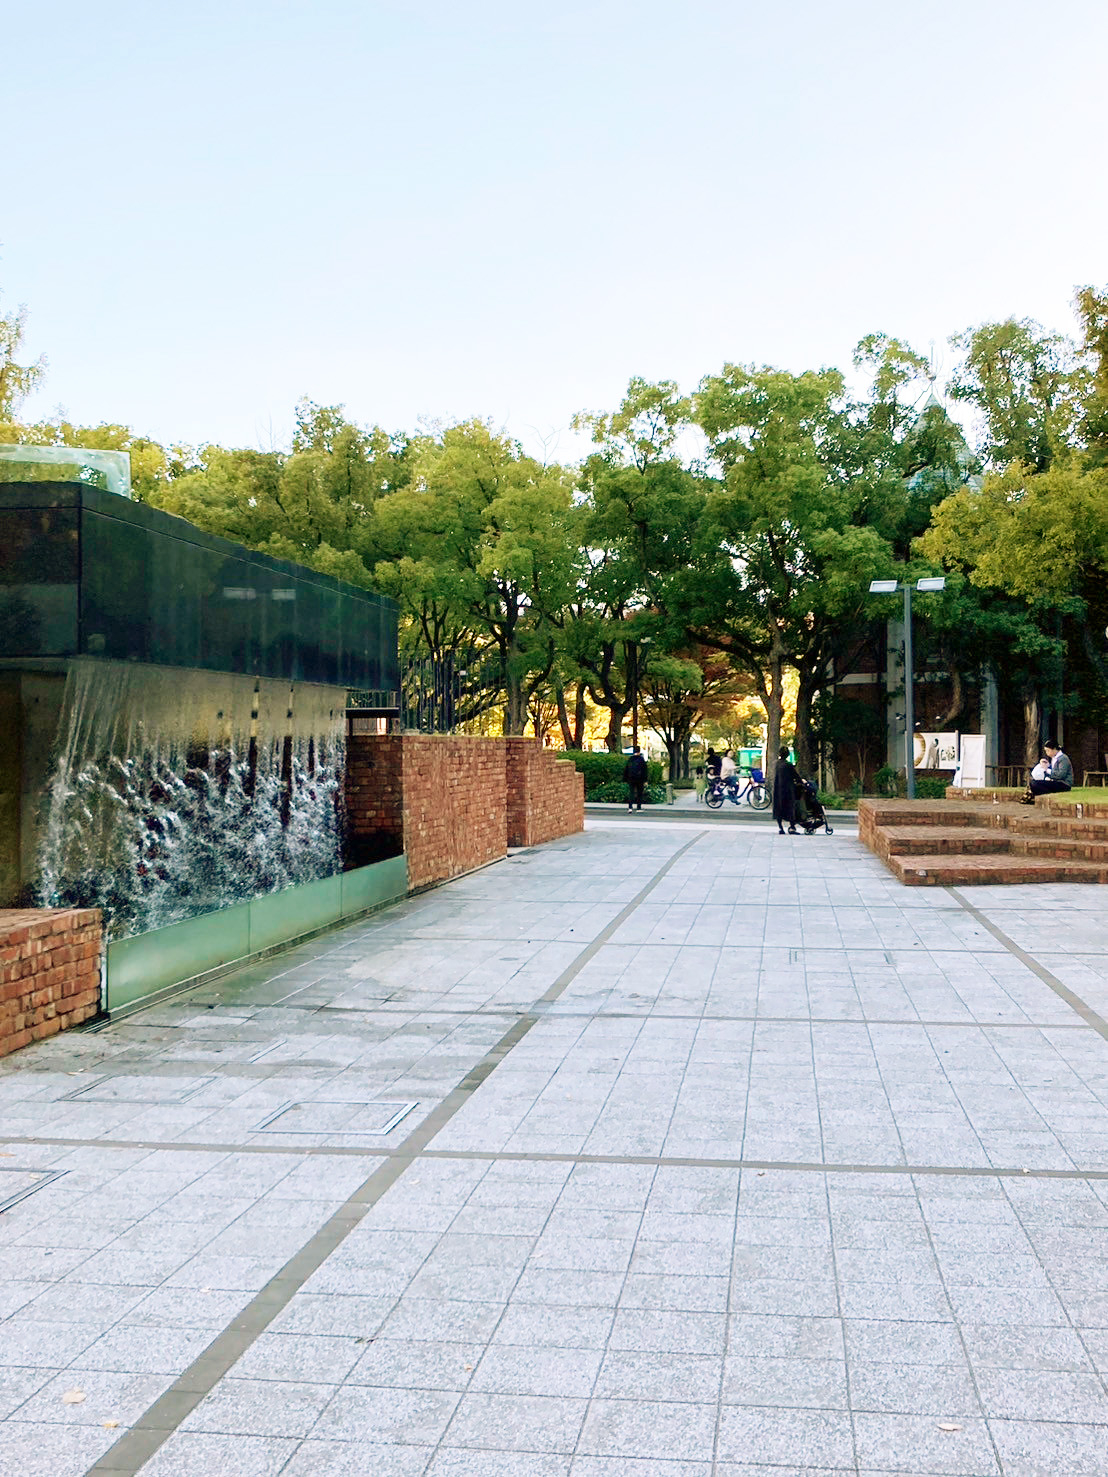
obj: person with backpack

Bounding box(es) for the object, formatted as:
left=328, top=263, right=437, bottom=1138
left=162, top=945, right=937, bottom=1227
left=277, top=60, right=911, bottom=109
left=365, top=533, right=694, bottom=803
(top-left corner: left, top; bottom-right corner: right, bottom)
left=623, top=745, right=648, bottom=811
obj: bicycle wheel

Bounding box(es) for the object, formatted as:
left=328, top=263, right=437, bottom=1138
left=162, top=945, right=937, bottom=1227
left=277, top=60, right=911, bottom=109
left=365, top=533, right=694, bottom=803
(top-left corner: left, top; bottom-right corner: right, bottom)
left=748, top=784, right=770, bottom=810
left=705, top=787, right=723, bottom=809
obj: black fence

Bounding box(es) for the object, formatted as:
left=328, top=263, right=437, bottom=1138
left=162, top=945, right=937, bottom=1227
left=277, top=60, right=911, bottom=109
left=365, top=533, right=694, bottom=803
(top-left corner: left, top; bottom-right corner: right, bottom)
left=401, top=649, right=503, bottom=732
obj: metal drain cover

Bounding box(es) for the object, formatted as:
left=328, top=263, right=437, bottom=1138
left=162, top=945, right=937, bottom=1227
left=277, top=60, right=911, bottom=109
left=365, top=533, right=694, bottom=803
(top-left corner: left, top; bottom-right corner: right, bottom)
left=62, top=1074, right=214, bottom=1104
left=0, top=1168, right=65, bottom=1214
left=254, top=1100, right=419, bottom=1135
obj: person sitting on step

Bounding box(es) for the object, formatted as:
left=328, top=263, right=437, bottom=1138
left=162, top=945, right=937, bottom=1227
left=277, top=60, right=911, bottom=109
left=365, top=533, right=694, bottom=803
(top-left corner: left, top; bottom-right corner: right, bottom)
left=1021, top=742, right=1073, bottom=804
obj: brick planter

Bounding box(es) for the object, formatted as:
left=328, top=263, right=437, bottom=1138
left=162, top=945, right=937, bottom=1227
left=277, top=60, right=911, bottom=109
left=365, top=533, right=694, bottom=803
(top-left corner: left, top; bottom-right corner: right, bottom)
left=1, top=908, right=102, bottom=1059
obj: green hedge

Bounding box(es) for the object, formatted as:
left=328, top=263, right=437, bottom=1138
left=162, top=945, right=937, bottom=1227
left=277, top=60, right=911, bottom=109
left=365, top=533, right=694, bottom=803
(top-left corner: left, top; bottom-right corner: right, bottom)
left=914, top=776, right=949, bottom=799
left=562, top=751, right=664, bottom=796
left=588, top=782, right=668, bottom=805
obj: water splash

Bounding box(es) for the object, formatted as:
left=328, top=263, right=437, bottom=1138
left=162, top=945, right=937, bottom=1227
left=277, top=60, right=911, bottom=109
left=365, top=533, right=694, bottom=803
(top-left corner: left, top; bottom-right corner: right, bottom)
left=35, top=660, right=346, bottom=938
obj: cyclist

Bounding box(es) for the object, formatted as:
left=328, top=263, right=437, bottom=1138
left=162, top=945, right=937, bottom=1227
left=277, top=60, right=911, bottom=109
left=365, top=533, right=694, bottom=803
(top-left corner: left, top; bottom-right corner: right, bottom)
left=720, top=748, right=739, bottom=800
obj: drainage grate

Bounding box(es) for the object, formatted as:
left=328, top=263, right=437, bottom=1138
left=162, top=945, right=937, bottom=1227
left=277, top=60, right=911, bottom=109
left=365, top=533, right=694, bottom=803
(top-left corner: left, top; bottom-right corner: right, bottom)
left=0, top=1168, right=66, bottom=1214
left=254, top=1100, right=419, bottom=1135
left=62, top=1074, right=215, bottom=1105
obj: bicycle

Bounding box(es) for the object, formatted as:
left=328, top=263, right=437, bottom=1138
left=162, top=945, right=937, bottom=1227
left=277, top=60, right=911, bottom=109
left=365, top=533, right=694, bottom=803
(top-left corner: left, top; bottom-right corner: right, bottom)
left=704, top=768, right=770, bottom=810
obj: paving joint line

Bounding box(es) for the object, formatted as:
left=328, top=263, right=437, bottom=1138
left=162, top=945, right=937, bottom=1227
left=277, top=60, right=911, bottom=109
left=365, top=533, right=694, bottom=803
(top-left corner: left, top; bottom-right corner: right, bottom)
left=84, top=830, right=707, bottom=1476
left=948, top=886, right=1108, bottom=1043
left=9, top=1131, right=1108, bottom=1182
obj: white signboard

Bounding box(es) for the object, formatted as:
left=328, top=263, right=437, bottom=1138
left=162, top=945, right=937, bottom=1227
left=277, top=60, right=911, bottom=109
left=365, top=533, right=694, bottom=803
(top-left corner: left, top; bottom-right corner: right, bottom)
left=914, top=731, right=959, bottom=770
left=954, top=734, right=987, bottom=789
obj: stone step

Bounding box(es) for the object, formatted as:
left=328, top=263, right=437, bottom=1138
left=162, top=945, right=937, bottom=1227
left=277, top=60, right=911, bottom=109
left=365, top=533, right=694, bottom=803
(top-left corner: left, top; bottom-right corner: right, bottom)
left=887, top=853, right=1108, bottom=886
left=878, top=826, right=1011, bottom=857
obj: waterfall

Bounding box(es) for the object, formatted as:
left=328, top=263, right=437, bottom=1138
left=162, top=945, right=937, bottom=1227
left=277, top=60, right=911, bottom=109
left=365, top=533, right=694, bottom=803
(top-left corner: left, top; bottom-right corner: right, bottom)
left=35, top=659, right=346, bottom=938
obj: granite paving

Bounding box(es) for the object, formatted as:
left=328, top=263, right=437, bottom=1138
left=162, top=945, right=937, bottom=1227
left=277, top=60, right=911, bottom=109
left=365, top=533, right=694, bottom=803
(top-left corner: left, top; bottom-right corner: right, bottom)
left=2, top=816, right=1108, bottom=1473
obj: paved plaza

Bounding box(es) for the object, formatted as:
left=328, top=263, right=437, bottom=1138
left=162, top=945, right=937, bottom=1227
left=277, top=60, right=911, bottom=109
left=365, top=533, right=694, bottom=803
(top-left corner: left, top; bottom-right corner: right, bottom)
left=4, top=816, right=1108, bottom=1475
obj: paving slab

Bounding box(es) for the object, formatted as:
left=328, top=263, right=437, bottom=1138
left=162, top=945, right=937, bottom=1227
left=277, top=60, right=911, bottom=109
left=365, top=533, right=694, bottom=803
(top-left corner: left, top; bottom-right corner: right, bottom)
left=2, top=816, right=1108, bottom=1474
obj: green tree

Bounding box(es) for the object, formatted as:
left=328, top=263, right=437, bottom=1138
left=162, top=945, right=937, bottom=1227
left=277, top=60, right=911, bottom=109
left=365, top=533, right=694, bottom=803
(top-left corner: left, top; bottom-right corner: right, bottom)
left=571, top=379, right=708, bottom=751
left=948, top=317, right=1083, bottom=473
left=371, top=420, right=580, bottom=735
left=0, top=293, right=45, bottom=421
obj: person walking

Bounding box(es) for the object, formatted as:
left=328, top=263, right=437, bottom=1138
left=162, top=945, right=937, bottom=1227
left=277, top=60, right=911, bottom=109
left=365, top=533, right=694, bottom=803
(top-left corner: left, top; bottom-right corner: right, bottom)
left=772, top=746, right=799, bottom=834
left=1022, top=742, right=1074, bottom=803
left=623, top=745, right=648, bottom=812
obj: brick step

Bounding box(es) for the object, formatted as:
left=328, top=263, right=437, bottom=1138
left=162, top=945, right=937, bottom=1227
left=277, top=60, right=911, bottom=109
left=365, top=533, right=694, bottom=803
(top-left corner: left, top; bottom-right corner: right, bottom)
left=887, top=853, right=1108, bottom=887
left=1010, top=835, right=1108, bottom=862
left=1008, top=815, right=1108, bottom=840
left=862, top=804, right=993, bottom=828
left=878, top=826, right=1011, bottom=857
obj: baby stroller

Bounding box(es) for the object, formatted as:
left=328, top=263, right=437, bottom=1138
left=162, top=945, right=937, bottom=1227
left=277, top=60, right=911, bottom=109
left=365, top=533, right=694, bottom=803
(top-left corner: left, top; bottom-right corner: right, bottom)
left=793, top=776, right=834, bottom=835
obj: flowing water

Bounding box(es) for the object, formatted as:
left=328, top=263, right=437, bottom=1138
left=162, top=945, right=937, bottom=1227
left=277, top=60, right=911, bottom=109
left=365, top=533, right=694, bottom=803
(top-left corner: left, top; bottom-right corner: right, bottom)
left=34, top=660, right=347, bottom=938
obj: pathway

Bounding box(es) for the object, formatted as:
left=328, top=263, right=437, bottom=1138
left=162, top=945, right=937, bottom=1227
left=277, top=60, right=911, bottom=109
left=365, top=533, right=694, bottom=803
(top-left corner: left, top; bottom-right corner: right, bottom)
left=2, top=818, right=1108, bottom=1474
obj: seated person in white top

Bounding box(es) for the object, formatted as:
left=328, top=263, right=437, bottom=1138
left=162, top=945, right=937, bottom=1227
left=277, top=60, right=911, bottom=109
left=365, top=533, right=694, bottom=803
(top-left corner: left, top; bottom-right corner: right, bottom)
left=720, top=749, right=738, bottom=794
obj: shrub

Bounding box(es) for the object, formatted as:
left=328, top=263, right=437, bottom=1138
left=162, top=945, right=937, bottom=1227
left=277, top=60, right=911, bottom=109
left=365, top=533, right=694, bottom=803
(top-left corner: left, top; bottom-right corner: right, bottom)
left=873, top=764, right=902, bottom=797
left=914, top=776, right=949, bottom=799
left=587, top=781, right=667, bottom=805
left=562, top=751, right=664, bottom=796
left=818, top=791, right=850, bottom=811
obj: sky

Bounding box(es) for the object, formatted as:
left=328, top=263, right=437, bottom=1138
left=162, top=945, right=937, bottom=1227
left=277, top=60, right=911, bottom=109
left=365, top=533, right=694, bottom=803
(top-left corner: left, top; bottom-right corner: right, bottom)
left=4, top=0, right=1107, bottom=462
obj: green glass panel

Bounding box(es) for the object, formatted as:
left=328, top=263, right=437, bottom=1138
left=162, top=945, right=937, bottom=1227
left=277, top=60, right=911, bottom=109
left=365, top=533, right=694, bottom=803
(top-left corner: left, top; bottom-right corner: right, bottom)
left=247, top=874, right=343, bottom=955
left=341, top=855, right=408, bottom=916
left=105, top=857, right=409, bottom=1015
left=107, top=904, right=251, bottom=1011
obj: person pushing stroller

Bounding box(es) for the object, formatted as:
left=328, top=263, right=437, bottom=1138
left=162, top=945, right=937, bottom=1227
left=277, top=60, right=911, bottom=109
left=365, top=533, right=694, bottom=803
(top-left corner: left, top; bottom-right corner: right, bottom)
left=773, top=747, right=799, bottom=834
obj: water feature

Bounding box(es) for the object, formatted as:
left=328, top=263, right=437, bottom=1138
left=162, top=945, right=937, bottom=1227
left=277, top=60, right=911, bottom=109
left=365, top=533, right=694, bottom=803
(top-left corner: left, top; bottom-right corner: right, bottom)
left=34, top=659, right=346, bottom=939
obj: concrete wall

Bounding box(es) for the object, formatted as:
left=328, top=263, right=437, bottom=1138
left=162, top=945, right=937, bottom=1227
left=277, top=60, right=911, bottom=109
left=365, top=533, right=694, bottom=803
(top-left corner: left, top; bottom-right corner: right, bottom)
left=346, top=735, right=584, bottom=890
left=0, top=907, right=101, bottom=1059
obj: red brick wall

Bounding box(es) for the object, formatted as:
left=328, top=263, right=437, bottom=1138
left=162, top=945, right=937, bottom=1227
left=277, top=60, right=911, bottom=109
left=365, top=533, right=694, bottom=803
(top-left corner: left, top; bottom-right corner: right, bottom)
left=505, top=740, right=585, bottom=848
left=345, top=735, right=584, bottom=890
left=398, top=737, right=509, bottom=889
left=0, top=908, right=102, bottom=1061
left=346, top=735, right=508, bottom=890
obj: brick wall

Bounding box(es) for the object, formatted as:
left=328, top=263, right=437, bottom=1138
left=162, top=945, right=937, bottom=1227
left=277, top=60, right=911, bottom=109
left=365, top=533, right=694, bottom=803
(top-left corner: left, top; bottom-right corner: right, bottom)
left=505, top=739, right=585, bottom=848
left=398, top=737, right=509, bottom=889
left=345, top=735, right=584, bottom=890
left=0, top=908, right=102, bottom=1061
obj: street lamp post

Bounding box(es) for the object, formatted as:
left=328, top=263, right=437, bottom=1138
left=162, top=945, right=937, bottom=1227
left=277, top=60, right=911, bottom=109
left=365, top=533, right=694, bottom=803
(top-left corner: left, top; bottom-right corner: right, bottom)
left=868, top=577, right=946, bottom=800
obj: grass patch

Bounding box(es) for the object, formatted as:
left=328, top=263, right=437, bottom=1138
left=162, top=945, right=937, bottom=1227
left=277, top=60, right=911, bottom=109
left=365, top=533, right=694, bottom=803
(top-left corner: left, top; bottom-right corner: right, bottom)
left=1046, top=786, right=1108, bottom=806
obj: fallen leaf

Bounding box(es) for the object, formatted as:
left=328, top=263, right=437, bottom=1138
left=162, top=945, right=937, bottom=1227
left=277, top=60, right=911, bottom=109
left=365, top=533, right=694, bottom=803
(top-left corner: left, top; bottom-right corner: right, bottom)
left=61, top=1389, right=86, bottom=1405
left=937, top=1422, right=962, bottom=1432
left=102, top=1419, right=120, bottom=1429
left=463, top=1364, right=473, bottom=1371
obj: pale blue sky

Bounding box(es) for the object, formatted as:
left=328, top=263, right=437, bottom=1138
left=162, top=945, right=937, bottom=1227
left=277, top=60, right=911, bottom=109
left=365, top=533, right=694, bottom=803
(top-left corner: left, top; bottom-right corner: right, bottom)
left=5, top=0, right=1106, bottom=460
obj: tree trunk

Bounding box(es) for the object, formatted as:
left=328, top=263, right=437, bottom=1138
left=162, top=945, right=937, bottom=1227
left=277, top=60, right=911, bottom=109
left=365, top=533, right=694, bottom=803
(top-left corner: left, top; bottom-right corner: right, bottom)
left=505, top=670, right=526, bottom=736
left=573, top=683, right=587, bottom=747
left=763, top=652, right=785, bottom=794
left=1021, top=682, right=1042, bottom=769
left=555, top=683, right=576, bottom=749
left=934, top=666, right=966, bottom=730
left=681, top=732, right=691, bottom=780
left=794, top=674, right=816, bottom=777
left=605, top=703, right=627, bottom=752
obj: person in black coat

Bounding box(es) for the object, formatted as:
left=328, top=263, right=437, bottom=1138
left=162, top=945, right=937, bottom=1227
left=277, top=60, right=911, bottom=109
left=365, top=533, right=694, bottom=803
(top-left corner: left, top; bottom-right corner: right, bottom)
left=623, top=745, right=648, bottom=811
left=772, top=746, right=798, bottom=834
